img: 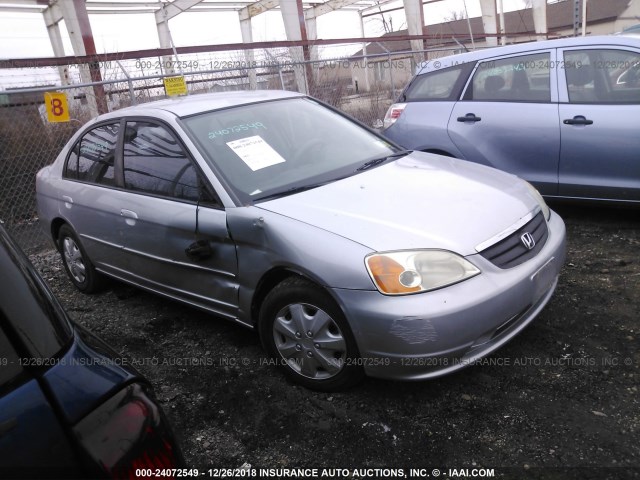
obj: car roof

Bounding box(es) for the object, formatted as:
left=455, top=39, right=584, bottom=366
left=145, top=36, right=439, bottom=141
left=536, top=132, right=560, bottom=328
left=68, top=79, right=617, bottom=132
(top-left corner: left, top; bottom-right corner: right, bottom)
left=417, top=35, right=640, bottom=74
left=99, top=89, right=305, bottom=120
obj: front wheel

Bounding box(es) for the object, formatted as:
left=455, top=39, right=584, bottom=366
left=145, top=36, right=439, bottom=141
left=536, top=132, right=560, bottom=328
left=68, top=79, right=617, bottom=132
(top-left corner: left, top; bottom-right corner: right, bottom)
left=259, top=277, right=364, bottom=391
left=58, top=224, right=104, bottom=293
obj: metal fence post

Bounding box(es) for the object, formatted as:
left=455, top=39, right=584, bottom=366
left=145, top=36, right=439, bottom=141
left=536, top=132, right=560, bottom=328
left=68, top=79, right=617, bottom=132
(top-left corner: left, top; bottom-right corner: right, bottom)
left=278, top=65, right=285, bottom=90
left=376, top=43, right=396, bottom=100
left=116, top=60, right=137, bottom=106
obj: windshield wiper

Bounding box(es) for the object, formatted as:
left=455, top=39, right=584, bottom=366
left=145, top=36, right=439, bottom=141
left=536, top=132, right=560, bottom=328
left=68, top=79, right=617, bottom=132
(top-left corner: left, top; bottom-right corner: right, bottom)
left=256, top=152, right=411, bottom=202
left=257, top=171, right=360, bottom=202
left=357, top=150, right=412, bottom=171
left=257, top=183, right=327, bottom=202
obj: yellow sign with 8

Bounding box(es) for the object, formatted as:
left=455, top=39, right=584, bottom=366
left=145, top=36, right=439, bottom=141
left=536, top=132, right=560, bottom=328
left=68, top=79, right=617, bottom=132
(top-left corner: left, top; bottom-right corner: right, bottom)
left=45, top=92, right=70, bottom=123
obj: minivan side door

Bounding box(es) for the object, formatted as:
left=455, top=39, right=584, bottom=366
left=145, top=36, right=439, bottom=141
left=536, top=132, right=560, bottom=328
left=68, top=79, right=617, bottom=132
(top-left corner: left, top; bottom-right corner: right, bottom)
left=447, top=50, right=560, bottom=195
left=557, top=46, right=640, bottom=201
left=116, top=120, right=239, bottom=319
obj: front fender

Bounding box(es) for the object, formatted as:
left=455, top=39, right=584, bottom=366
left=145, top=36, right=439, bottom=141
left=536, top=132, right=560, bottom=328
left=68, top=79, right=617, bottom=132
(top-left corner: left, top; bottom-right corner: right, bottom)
left=226, top=206, right=376, bottom=324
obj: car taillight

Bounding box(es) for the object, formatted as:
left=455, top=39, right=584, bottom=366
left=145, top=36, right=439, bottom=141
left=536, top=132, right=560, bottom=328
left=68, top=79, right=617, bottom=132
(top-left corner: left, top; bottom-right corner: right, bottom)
left=73, top=383, right=183, bottom=479
left=383, top=103, right=407, bottom=129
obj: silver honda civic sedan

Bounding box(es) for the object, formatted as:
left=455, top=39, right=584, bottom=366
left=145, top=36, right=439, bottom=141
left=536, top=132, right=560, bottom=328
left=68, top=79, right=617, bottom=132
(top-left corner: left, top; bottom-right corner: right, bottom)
left=36, top=90, right=566, bottom=390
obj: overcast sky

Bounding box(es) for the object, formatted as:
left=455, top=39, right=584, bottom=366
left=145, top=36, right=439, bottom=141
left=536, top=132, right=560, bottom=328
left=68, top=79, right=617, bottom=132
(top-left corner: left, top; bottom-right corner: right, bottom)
left=0, top=0, right=531, bottom=60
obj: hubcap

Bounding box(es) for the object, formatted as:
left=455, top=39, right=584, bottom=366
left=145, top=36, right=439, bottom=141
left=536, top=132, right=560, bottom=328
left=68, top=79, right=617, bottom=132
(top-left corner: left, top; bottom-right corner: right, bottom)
left=62, top=237, right=86, bottom=284
left=272, top=303, right=347, bottom=380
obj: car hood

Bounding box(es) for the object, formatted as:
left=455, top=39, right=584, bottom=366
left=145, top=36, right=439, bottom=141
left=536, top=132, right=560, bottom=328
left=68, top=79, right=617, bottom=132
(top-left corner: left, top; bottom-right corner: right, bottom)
left=257, top=152, right=540, bottom=256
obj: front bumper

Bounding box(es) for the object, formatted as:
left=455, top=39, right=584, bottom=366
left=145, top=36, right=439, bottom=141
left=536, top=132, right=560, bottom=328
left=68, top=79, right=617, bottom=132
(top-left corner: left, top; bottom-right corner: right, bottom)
left=331, top=211, right=566, bottom=380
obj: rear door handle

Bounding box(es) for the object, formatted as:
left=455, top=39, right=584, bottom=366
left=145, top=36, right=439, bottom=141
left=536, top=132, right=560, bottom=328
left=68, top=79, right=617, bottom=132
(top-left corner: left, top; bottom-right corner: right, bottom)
left=457, top=113, right=481, bottom=123
left=563, top=115, right=593, bottom=126
left=120, top=209, right=138, bottom=226
left=61, top=195, right=73, bottom=208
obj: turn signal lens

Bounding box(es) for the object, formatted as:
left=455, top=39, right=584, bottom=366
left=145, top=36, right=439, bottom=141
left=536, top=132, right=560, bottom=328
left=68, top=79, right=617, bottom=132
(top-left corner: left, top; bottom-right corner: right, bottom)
left=366, top=250, right=481, bottom=295
left=366, top=255, right=421, bottom=294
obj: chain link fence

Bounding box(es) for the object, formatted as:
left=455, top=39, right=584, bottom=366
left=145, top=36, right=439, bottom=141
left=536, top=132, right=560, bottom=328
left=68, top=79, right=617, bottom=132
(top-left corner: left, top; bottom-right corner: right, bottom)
left=0, top=41, right=462, bottom=254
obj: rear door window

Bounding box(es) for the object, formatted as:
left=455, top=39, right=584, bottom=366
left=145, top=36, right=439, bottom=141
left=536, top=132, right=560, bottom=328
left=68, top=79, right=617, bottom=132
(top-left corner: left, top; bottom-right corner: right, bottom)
left=466, top=52, right=551, bottom=102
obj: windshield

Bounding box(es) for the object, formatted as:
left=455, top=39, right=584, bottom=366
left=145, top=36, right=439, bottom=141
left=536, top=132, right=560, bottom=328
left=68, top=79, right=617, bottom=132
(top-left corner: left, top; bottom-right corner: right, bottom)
left=181, top=97, right=398, bottom=203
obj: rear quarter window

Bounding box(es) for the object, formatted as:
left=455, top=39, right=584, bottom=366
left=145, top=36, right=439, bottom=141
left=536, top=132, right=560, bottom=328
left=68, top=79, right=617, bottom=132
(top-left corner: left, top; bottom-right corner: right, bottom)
left=404, top=63, right=470, bottom=101
left=64, top=123, right=120, bottom=186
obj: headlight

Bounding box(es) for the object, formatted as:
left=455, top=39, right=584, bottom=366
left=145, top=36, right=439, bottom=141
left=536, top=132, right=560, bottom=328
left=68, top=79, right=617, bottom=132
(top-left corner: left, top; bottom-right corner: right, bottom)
left=365, top=250, right=481, bottom=295
left=525, top=182, right=550, bottom=221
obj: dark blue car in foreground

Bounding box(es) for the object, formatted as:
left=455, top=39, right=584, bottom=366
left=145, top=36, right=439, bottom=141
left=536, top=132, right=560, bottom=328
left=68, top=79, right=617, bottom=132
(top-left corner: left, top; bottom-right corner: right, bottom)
left=0, top=224, right=183, bottom=478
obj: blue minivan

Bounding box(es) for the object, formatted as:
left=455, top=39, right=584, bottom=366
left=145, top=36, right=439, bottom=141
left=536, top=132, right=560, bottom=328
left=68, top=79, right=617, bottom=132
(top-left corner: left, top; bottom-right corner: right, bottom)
left=382, top=35, right=640, bottom=204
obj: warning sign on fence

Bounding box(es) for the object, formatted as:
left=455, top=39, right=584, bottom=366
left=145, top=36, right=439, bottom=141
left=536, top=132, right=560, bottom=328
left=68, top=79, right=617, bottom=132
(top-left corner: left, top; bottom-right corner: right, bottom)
left=163, top=76, right=188, bottom=96
left=45, top=92, right=70, bottom=123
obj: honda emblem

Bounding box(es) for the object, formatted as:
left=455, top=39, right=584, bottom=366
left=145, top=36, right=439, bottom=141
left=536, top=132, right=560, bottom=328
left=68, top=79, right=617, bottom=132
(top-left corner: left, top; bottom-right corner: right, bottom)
left=521, top=232, right=536, bottom=250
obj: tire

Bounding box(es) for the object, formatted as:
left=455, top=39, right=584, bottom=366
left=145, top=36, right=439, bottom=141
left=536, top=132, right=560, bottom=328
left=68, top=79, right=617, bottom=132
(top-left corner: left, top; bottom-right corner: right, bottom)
left=58, top=224, right=105, bottom=293
left=259, top=276, right=364, bottom=391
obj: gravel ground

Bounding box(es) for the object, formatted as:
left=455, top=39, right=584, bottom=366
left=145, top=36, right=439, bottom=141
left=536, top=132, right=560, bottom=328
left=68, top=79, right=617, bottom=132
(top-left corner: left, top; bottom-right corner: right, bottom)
left=30, top=204, right=639, bottom=480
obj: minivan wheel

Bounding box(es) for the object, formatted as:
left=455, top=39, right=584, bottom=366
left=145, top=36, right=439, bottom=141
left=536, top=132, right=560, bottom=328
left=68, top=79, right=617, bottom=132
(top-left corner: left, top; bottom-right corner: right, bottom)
left=58, top=224, right=104, bottom=293
left=259, top=277, right=364, bottom=391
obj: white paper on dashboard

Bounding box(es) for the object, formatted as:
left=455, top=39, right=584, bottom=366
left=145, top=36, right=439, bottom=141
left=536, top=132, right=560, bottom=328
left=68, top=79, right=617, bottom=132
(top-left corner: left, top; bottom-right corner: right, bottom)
left=226, top=135, right=286, bottom=171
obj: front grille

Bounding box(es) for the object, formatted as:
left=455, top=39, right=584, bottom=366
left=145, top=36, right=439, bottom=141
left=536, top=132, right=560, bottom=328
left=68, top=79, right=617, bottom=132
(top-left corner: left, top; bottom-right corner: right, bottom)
left=479, top=212, right=548, bottom=269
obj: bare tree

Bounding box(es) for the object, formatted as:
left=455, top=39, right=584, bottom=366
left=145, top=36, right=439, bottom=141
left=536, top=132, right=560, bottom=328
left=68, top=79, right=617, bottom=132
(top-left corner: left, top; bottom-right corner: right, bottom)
left=444, top=10, right=467, bottom=21
left=367, top=1, right=400, bottom=34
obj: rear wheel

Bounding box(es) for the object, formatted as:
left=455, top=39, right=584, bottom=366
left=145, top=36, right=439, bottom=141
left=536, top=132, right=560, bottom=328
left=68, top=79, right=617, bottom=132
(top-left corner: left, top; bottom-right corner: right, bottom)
left=259, top=277, right=364, bottom=391
left=58, top=224, right=104, bottom=293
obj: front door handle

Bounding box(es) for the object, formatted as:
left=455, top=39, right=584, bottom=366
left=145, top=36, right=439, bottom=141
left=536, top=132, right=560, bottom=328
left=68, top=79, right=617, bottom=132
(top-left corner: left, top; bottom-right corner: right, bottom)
left=563, top=115, right=593, bottom=126
left=120, top=209, right=138, bottom=226
left=457, top=113, right=482, bottom=123
left=185, top=240, right=212, bottom=261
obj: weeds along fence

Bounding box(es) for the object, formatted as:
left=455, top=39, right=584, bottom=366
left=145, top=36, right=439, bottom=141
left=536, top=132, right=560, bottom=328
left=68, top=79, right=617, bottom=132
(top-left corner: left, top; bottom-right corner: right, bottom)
left=0, top=42, right=463, bottom=253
